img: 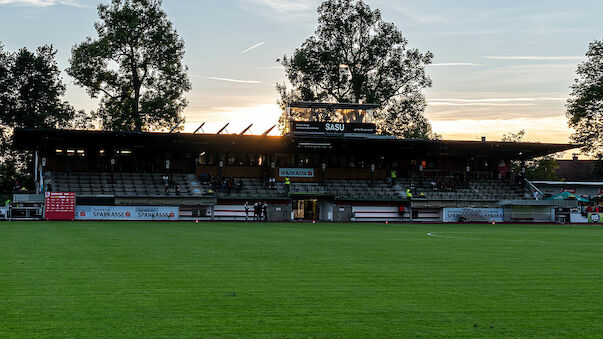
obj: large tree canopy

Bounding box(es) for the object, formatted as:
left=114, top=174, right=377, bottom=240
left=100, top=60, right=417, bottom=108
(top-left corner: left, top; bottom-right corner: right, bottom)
left=0, top=43, right=76, bottom=193
left=67, top=0, right=191, bottom=132
left=277, top=0, right=435, bottom=138
left=567, top=40, right=603, bottom=159
left=0, top=44, right=75, bottom=129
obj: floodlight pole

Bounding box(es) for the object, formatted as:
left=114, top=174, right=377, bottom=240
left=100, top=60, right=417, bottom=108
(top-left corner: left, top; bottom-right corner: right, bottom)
left=169, top=122, right=181, bottom=134
left=217, top=123, right=229, bottom=135
left=193, top=122, right=205, bottom=134
left=262, top=125, right=276, bottom=136
left=239, top=124, right=253, bottom=135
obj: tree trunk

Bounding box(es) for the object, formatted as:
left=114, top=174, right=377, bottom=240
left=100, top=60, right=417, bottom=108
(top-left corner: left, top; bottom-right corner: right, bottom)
left=130, top=51, right=142, bottom=132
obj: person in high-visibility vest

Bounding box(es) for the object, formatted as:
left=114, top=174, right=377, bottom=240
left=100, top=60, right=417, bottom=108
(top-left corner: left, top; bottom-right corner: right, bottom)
left=405, top=188, right=412, bottom=200
left=284, top=177, right=291, bottom=195
left=4, top=199, right=10, bottom=207
left=390, top=170, right=397, bottom=186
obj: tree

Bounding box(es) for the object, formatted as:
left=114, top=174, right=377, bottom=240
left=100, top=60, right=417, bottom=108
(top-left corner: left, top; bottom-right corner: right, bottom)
left=501, top=129, right=559, bottom=180
left=0, top=45, right=75, bottom=129
left=0, top=43, right=76, bottom=193
left=277, top=0, right=435, bottom=138
left=67, top=0, right=191, bottom=132
left=566, top=40, right=603, bottom=159
left=501, top=129, right=526, bottom=142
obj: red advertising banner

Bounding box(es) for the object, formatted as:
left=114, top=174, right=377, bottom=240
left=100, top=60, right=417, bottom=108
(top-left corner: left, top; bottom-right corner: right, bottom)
left=44, top=192, right=76, bottom=220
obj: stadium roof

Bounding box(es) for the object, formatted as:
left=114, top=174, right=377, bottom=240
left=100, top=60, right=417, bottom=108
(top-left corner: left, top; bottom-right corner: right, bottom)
left=14, top=128, right=579, bottom=160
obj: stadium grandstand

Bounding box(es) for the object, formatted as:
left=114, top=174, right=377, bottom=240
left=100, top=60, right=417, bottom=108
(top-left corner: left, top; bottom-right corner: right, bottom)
left=9, top=102, right=579, bottom=223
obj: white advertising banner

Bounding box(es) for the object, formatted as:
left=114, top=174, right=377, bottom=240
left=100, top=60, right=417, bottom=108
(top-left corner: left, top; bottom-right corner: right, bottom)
left=75, top=206, right=179, bottom=221
left=443, top=207, right=504, bottom=222
left=278, top=168, right=315, bottom=178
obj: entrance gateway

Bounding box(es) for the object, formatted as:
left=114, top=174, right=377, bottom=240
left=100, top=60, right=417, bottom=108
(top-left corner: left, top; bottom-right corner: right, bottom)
left=291, top=197, right=335, bottom=221
left=293, top=198, right=318, bottom=220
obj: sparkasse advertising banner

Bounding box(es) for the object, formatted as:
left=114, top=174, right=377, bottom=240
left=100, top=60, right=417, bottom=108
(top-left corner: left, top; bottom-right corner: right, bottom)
left=278, top=168, right=315, bottom=178
left=75, top=206, right=179, bottom=221
left=443, top=208, right=504, bottom=222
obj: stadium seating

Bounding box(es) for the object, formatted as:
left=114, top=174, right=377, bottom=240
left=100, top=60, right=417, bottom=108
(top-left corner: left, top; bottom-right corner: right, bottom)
left=47, top=172, right=528, bottom=202
left=419, top=179, right=527, bottom=201
left=47, top=171, right=212, bottom=198
left=215, top=178, right=405, bottom=200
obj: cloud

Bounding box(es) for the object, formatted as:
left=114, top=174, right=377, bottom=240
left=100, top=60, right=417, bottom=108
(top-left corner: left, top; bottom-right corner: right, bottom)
left=430, top=117, right=572, bottom=144
left=429, top=97, right=565, bottom=103
left=254, top=65, right=285, bottom=69
left=485, top=56, right=583, bottom=61
left=248, top=0, right=317, bottom=13
left=0, top=0, right=87, bottom=7
left=240, top=42, right=265, bottom=54
left=240, top=0, right=319, bottom=22
left=429, top=63, right=478, bottom=67
left=428, top=102, right=535, bottom=107
left=427, top=97, right=567, bottom=106
left=196, top=76, right=262, bottom=84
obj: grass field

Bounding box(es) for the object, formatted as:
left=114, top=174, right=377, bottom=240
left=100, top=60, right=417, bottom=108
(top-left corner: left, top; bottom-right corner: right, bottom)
left=1, top=222, right=602, bottom=338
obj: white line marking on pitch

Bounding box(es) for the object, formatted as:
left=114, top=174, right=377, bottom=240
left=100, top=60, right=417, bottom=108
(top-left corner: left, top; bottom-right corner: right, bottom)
left=426, top=232, right=548, bottom=243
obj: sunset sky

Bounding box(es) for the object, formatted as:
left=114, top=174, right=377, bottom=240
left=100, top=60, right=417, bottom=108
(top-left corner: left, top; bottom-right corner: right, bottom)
left=1, top=0, right=601, bottom=144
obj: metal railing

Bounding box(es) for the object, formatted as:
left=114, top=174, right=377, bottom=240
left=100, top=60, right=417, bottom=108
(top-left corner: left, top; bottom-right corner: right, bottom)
left=524, top=179, right=543, bottom=200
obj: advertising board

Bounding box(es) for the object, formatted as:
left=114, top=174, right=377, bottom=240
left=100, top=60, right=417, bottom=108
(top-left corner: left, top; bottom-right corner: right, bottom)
left=75, top=206, right=179, bottom=221
left=44, top=192, right=76, bottom=220
left=290, top=121, right=376, bottom=135
left=278, top=168, right=315, bottom=178
left=443, top=207, right=504, bottom=222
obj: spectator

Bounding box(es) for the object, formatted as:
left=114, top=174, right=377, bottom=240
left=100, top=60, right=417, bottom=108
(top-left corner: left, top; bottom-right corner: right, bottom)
left=164, top=183, right=169, bottom=195
left=46, top=180, right=53, bottom=192
left=262, top=202, right=268, bottom=222
left=244, top=201, right=250, bottom=221
left=269, top=177, right=276, bottom=189
left=284, top=177, right=290, bottom=194
left=253, top=202, right=260, bottom=221
left=175, top=184, right=181, bottom=195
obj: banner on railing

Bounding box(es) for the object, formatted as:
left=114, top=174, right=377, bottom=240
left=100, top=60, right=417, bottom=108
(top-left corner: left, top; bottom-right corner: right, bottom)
left=278, top=168, right=315, bottom=178
left=443, top=207, right=504, bottom=222
left=75, top=206, right=179, bottom=221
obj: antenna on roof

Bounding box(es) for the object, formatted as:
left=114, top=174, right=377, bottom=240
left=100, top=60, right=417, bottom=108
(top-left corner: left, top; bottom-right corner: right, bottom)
left=193, top=122, right=205, bottom=134
left=217, top=123, right=229, bottom=134
left=262, top=125, right=276, bottom=136
left=239, top=124, right=253, bottom=135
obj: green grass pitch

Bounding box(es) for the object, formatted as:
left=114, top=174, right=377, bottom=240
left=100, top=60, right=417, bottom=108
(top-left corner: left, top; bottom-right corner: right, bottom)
left=1, top=222, right=602, bottom=338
